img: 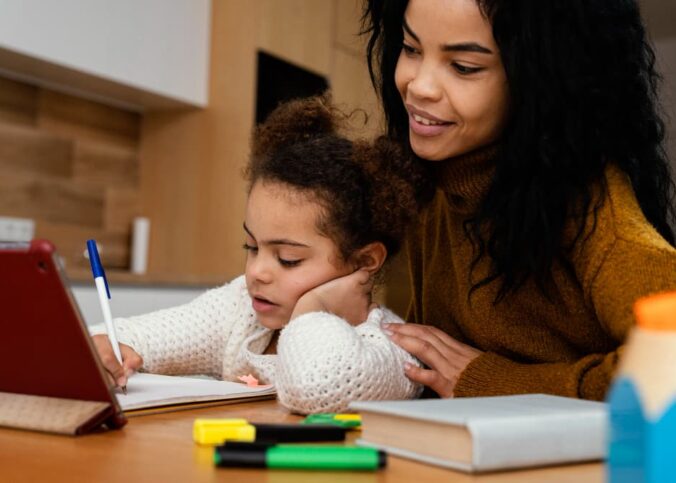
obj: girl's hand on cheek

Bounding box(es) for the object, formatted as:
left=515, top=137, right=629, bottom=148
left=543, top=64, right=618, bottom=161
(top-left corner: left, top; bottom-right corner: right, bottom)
left=381, top=323, right=483, bottom=397
left=290, top=269, right=374, bottom=326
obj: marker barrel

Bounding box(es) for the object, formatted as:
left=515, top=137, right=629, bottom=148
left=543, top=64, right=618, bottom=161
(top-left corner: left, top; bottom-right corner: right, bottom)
left=214, top=444, right=386, bottom=471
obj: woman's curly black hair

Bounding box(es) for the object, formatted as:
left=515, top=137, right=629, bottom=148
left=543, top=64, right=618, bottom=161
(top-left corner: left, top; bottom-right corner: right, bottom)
left=363, top=0, right=675, bottom=301
left=246, top=95, right=429, bottom=264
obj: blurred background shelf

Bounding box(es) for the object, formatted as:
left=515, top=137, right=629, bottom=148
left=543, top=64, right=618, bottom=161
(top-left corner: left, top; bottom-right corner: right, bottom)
left=66, top=267, right=226, bottom=288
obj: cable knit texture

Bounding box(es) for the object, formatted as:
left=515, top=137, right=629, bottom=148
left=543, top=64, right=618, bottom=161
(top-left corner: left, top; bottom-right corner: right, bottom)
left=90, top=276, right=421, bottom=414
left=407, top=146, right=676, bottom=400
left=276, top=307, right=421, bottom=413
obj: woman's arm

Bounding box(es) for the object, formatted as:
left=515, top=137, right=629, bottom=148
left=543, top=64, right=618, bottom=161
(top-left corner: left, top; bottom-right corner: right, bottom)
left=275, top=308, right=422, bottom=414
left=388, top=235, right=676, bottom=400
left=89, top=276, right=250, bottom=378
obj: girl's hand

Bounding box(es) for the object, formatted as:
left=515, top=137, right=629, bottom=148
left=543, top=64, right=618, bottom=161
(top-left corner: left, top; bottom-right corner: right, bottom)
left=381, top=323, right=483, bottom=397
left=290, top=269, right=374, bottom=326
left=92, top=334, right=143, bottom=389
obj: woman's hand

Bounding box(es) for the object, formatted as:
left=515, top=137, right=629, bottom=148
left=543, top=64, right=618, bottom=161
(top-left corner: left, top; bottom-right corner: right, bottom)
left=290, top=269, right=375, bottom=326
left=92, top=334, right=143, bottom=389
left=381, top=323, right=483, bottom=397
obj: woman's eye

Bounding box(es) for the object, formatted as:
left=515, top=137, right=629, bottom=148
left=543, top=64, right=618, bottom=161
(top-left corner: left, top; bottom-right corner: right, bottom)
left=242, top=243, right=258, bottom=253
left=278, top=258, right=302, bottom=268
left=402, top=43, right=419, bottom=56
left=452, top=62, right=483, bottom=75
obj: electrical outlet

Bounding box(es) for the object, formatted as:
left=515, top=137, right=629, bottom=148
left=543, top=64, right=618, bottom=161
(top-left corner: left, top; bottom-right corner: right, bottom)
left=0, top=216, right=35, bottom=242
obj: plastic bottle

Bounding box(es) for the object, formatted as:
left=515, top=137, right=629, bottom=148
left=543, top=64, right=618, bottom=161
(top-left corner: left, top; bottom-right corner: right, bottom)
left=608, top=292, right=676, bottom=483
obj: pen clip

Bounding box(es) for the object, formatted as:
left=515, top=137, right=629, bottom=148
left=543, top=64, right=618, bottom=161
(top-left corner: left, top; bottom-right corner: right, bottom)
left=87, top=239, right=111, bottom=299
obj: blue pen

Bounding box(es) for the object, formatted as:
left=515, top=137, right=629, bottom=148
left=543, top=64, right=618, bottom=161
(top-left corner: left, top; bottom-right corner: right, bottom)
left=87, top=239, right=127, bottom=394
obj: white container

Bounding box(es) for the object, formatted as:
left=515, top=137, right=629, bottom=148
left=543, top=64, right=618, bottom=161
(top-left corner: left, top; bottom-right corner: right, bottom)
left=130, top=217, right=150, bottom=274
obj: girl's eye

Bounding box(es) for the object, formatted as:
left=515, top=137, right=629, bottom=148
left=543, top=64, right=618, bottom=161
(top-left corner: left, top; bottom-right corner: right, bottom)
left=242, top=243, right=258, bottom=253
left=278, top=258, right=302, bottom=268
left=452, top=62, right=483, bottom=75
left=402, top=43, right=419, bottom=56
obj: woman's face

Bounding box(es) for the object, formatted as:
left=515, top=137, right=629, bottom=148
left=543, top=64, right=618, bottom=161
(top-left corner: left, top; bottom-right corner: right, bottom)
left=395, top=0, right=510, bottom=161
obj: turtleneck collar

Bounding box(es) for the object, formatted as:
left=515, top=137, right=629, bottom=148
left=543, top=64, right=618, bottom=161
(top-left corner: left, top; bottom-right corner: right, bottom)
left=432, top=143, right=500, bottom=214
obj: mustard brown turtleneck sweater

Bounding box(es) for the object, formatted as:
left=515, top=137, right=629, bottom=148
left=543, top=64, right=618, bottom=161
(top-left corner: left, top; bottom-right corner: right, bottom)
left=406, top=146, right=676, bottom=400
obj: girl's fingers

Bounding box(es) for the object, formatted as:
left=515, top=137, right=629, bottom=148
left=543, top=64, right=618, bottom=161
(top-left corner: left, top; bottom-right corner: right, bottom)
left=121, top=346, right=143, bottom=371
left=94, top=336, right=139, bottom=388
left=98, top=346, right=126, bottom=381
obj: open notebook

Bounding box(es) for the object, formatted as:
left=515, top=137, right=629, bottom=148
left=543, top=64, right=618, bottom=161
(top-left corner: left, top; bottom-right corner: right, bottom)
left=117, top=373, right=276, bottom=411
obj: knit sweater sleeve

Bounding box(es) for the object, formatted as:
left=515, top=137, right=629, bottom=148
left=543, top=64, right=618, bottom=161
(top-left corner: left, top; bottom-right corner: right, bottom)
left=455, top=236, right=676, bottom=400
left=275, top=307, right=423, bottom=414
left=89, top=276, right=249, bottom=378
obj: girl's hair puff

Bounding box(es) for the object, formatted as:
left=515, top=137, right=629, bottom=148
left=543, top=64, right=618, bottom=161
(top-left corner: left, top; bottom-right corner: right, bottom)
left=246, top=95, right=429, bottom=262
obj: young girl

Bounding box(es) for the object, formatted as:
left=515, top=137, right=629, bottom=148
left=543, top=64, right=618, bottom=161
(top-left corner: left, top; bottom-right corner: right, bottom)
left=352, top=0, right=676, bottom=400
left=91, top=96, right=425, bottom=414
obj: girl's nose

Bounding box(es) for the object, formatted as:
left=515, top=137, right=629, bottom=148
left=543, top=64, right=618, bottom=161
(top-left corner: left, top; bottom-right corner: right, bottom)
left=248, top=255, right=273, bottom=284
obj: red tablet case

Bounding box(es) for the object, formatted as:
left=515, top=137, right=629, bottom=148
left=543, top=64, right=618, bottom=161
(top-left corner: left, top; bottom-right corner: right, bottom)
left=0, top=239, right=126, bottom=434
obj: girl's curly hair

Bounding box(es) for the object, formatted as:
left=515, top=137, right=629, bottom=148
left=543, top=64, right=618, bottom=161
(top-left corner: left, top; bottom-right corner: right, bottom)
left=246, top=95, right=432, bottom=262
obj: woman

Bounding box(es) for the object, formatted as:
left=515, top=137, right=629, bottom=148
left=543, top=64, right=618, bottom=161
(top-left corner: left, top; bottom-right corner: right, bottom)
left=356, top=0, right=676, bottom=400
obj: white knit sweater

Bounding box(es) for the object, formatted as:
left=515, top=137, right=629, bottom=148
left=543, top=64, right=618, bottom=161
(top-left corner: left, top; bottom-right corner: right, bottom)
left=90, top=275, right=422, bottom=414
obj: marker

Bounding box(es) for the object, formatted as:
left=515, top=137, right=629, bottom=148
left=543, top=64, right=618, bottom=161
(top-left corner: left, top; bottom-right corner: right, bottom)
left=214, top=442, right=386, bottom=471
left=302, top=413, right=362, bottom=429
left=193, top=418, right=346, bottom=445
left=87, top=239, right=126, bottom=394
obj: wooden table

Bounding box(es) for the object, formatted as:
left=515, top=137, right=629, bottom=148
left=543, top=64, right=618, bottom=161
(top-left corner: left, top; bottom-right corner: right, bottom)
left=0, top=399, right=604, bottom=482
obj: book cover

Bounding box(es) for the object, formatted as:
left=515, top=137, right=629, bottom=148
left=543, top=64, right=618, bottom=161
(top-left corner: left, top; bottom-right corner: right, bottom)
left=350, top=394, right=607, bottom=472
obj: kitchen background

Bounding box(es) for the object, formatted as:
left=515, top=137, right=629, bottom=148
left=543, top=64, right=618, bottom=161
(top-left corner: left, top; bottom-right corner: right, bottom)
left=0, top=0, right=673, bottom=323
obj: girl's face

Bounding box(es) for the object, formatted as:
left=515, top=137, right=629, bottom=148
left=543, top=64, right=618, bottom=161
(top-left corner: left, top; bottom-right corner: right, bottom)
left=243, top=181, right=353, bottom=329
left=395, top=0, right=510, bottom=161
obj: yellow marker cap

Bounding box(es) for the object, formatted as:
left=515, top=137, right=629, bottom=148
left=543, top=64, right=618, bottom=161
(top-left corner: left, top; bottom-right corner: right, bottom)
left=334, top=414, right=361, bottom=422
left=193, top=418, right=255, bottom=445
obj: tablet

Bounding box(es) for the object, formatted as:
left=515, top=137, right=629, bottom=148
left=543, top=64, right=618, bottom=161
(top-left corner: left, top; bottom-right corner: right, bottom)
left=0, top=239, right=126, bottom=431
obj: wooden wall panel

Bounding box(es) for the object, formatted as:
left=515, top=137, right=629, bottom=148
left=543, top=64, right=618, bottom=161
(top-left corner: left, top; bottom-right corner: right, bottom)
left=37, top=90, right=140, bottom=150
left=0, top=172, right=103, bottom=226
left=0, top=123, right=73, bottom=177
left=257, top=0, right=333, bottom=76
left=104, top=187, right=139, bottom=232
left=73, top=142, right=139, bottom=187
left=35, top=220, right=129, bottom=270
left=0, top=77, right=37, bottom=126
left=0, top=78, right=139, bottom=276
left=335, top=0, right=366, bottom=56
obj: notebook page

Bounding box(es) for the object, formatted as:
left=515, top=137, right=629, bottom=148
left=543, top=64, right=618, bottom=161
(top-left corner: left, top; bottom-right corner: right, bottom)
left=116, top=373, right=275, bottom=411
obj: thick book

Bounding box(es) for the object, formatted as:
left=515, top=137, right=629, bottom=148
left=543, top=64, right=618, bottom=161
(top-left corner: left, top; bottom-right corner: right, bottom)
left=118, top=373, right=276, bottom=412
left=349, top=394, right=607, bottom=473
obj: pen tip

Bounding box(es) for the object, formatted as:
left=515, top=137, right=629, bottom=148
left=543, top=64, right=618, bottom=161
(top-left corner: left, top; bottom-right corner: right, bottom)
left=121, top=385, right=127, bottom=395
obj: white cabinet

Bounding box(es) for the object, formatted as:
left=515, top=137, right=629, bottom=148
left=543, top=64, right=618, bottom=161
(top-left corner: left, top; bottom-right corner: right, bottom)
left=0, top=0, right=211, bottom=109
